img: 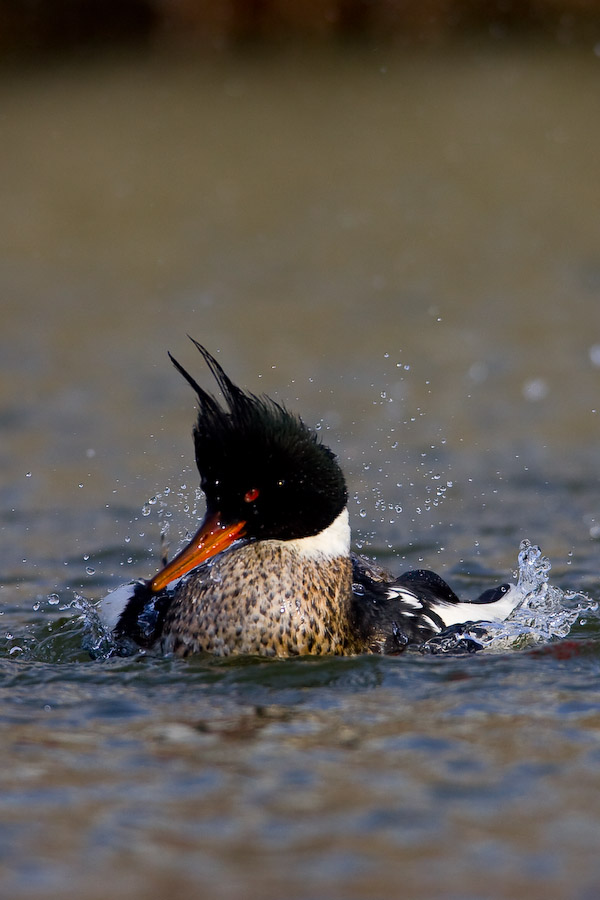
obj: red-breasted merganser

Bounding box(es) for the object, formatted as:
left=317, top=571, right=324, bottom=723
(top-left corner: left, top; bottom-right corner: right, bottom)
left=103, top=339, right=521, bottom=657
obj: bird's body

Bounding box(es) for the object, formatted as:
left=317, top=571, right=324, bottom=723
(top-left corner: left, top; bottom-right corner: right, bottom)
left=163, top=514, right=358, bottom=657
left=104, top=340, right=522, bottom=658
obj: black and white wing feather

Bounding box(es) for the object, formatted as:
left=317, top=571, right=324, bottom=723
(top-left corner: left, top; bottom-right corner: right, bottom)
left=350, top=554, right=518, bottom=654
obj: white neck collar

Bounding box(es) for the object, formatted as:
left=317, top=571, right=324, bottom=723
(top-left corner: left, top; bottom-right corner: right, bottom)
left=283, top=507, right=350, bottom=560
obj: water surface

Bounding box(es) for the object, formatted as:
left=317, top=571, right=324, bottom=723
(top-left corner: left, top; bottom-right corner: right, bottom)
left=1, top=41, right=600, bottom=899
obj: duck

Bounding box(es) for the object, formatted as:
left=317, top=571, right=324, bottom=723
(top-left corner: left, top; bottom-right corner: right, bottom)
left=101, top=338, right=521, bottom=657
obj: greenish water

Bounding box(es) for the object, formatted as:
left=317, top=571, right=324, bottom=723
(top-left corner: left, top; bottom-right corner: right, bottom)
left=1, top=41, right=600, bottom=899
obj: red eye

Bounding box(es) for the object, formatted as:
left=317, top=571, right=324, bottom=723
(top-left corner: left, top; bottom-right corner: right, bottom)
left=244, top=487, right=260, bottom=503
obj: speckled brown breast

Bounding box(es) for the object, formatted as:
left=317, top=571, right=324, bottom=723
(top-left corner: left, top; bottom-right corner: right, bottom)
left=161, top=541, right=361, bottom=657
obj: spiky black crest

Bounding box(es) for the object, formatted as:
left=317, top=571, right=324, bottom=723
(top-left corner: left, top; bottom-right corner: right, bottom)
left=169, top=338, right=348, bottom=541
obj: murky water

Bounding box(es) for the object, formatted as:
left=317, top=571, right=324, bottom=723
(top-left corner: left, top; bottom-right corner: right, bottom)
left=2, top=40, right=600, bottom=899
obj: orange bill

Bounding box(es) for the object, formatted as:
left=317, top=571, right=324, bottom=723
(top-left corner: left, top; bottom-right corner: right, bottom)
left=149, top=512, right=246, bottom=593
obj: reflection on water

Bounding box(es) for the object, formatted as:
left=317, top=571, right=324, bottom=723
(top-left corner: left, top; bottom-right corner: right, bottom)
left=1, top=41, right=600, bottom=900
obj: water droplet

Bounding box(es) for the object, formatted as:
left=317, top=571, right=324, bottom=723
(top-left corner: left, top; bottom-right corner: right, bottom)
left=86, top=566, right=95, bottom=576
left=522, top=377, right=548, bottom=402
left=48, top=594, right=60, bottom=606
left=141, top=505, right=151, bottom=517
left=589, top=344, right=600, bottom=367
left=26, top=472, right=32, bottom=478
left=359, top=509, right=367, bottom=518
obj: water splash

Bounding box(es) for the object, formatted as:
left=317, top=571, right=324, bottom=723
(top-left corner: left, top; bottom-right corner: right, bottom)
left=138, top=471, right=205, bottom=558
left=423, top=539, right=597, bottom=654
left=76, top=592, right=122, bottom=659
left=505, top=539, right=596, bottom=642
left=0, top=589, right=121, bottom=664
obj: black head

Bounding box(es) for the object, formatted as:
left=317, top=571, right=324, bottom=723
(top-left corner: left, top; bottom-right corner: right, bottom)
left=169, top=338, right=348, bottom=542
